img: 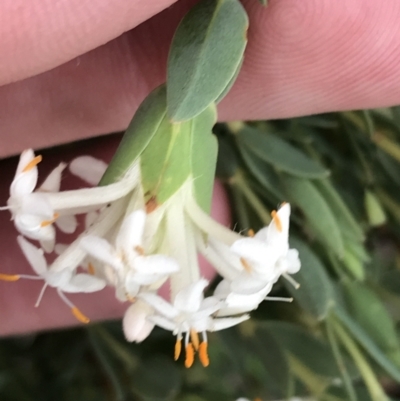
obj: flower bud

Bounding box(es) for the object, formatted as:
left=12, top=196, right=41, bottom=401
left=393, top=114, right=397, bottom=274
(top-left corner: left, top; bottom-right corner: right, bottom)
left=123, top=300, right=154, bottom=343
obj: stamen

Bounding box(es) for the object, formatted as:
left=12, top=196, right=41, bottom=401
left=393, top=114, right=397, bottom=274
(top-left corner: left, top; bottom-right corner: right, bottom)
left=22, top=155, right=42, bottom=172
left=283, top=273, right=300, bottom=289
left=271, top=210, right=282, bottom=232
left=240, top=257, right=252, bottom=273
left=254, top=398, right=262, bottom=401
left=248, top=229, right=255, bottom=237
left=190, top=328, right=200, bottom=350
left=184, top=343, right=195, bottom=368
left=125, top=293, right=136, bottom=303
left=0, top=273, right=20, bottom=281
left=71, top=307, right=90, bottom=324
left=199, top=342, right=209, bottom=367
left=87, top=263, right=96, bottom=275
left=174, top=339, right=182, bottom=361
left=134, top=245, right=145, bottom=256
left=35, top=283, right=48, bottom=307
left=145, top=197, right=158, bottom=213
left=265, top=296, right=293, bottom=303
left=40, top=213, right=59, bottom=228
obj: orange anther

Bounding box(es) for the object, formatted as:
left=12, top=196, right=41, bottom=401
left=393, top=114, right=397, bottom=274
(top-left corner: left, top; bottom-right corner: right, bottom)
left=240, top=257, right=252, bottom=273
left=190, top=329, right=200, bottom=351
left=248, top=229, right=255, bottom=237
left=184, top=343, right=195, bottom=368
left=0, top=273, right=20, bottom=281
left=71, top=307, right=90, bottom=324
left=87, top=263, right=95, bottom=275
left=22, top=155, right=42, bottom=172
left=199, top=342, right=209, bottom=367
left=145, top=197, right=158, bottom=213
left=174, top=339, right=182, bottom=361
left=271, top=210, right=282, bottom=232
left=40, top=213, right=59, bottom=228
left=254, top=398, right=262, bottom=401
left=134, top=245, right=145, bottom=256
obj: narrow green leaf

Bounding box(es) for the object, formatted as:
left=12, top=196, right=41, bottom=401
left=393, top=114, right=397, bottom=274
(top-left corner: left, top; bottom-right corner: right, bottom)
left=131, top=356, right=182, bottom=401
left=313, top=179, right=364, bottom=241
left=364, top=190, right=387, bottom=227
left=282, top=175, right=344, bottom=257
left=167, top=0, right=248, bottom=121
left=342, top=281, right=400, bottom=366
left=237, top=143, right=285, bottom=200
left=237, top=125, right=330, bottom=179
left=285, top=237, right=335, bottom=320
left=334, top=306, right=400, bottom=382
left=100, top=85, right=167, bottom=185
left=264, top=321, right=351, bottom=378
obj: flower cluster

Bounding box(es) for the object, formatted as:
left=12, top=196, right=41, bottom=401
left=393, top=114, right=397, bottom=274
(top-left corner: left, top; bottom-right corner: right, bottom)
left=1, top=149, right=300, bottom=367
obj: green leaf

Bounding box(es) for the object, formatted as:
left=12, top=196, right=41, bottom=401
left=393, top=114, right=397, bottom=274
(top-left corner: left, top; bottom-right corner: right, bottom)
left=237, top=125, right=330, bottom=179
left=190, top=105, right=218, bottom=212
left=285, top=237, right=335, bottom=320
left=100, top=85, right=167, bottom=185
left=334, top=305, right=400, bottom=382
left=140, top=104, right=217, bottom=207
left=342, top=281, right=400, bottom=366
left=167, top=0, right=248, bottom=121
left=264, top=321, right=352, bottom=378
left=313, top=179, right=364, bottom=241
left=282, top=175, right=344, bottom=257
left=237, top=143, right=285, bottom=200
left=131, top=356, right=182, bottom=401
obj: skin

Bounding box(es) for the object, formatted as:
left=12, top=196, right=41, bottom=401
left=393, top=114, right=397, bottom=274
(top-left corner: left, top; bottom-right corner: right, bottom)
left=1, top=0, right=400, bottom=335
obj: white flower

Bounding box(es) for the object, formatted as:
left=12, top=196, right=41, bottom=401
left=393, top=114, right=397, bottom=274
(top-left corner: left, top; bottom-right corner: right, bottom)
left=140, top=278, right=249, bottom=367
left=123, top=300, right=155, bottom=342
left=229, top=203, right=301, bottom=293
left=3, top=150, right=60, bottom=251
left=80, top=210, right=180, bottom=300
left=0, top=236, right=106, bottom=323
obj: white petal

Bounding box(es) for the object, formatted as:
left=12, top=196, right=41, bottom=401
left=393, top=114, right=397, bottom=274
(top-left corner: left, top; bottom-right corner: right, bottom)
left=46, top=269, right=72, bottom=288
left=195, top=296, right=223, bottom=318
left=231, top=273, right=272, bottom=295
left=17, top=236, right=47, bottom=275
left=135, top=255, right=179, bottom=275
left=217, top=284, right=272, bottom=316
left=85, top=211, right=99, bottom=228
left=80, top=235, right=121, bottom=270
left=116, top=210, right=146, bottom=252
left=126, top=271, right=162, bottom=286
left=123, top=302, right=154, bottom=342
left=20, top=193, right=54, bottom=219
left=39, top=162, right=66, bottom=192
left=56, top=215, right=78, bottom=234
left=214, top=279, right=231, bottom=299
left=254, top=226, right=269, bottom=242
left=231, top=238, right=276, bottom=264
left=62, top=274, right=106, bottom=293
left=40, top=236, right=56, bottom=253
left=147, top=315, right=177, bottom=332
left=286, top=249, right=301, bottom=274
left=139, top=293, right=179, bottom=319
left=173, top=278, right=208, bottom=313
left=69, top=156, right=108, bottom=186
left=210, top=314, right=250, bottom=331
left=125, top=279, right=140, bottom=297
left=10, top=150, right=38, bottom=197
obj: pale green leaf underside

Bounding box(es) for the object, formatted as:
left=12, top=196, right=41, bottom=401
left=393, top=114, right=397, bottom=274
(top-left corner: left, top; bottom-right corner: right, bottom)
left=100, top=86, right=167, bottom=186
left=140, top=103, right=217, bottom=209
left=167, top=0, right=248, bottom=121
